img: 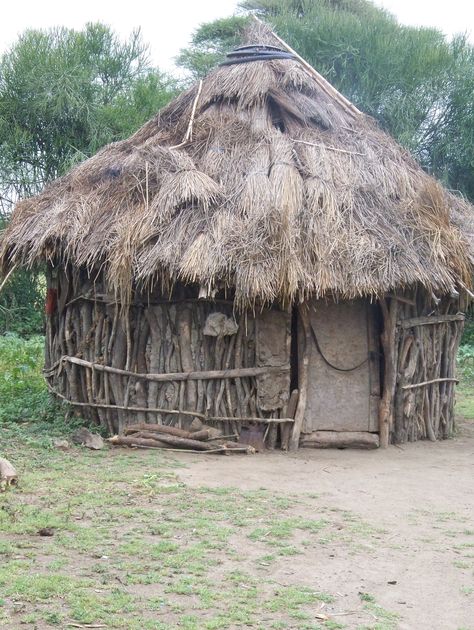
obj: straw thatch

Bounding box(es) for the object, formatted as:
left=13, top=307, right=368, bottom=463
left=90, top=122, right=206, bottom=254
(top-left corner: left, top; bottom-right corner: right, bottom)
left=2, top=25, right=473, bottom=308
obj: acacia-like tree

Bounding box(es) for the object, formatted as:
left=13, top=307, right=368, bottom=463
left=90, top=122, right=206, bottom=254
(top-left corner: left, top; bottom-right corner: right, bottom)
left=178, top=0, right=474, bottom=201
left=0, top=23, right=177, bottom=334
left=0, top=23, right=176, bottom=214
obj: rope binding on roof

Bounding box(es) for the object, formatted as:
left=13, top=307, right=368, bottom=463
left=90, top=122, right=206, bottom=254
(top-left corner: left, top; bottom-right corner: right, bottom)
left=220, top=44, right=296, bottom=66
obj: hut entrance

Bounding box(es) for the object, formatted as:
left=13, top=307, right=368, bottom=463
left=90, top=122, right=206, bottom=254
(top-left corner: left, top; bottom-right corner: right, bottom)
left=300, top=299, right=380, bottom=436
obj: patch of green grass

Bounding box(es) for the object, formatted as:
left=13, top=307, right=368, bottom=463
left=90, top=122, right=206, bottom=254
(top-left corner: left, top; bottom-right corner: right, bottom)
left=362, top=602, right=400, bottom=630
left=0, top=347, right=403, bottom=630
left=457, top=385, right=474, bottom=420
left=0, top=334, right=62, bottom=426
left=3, top=573, right=91, bottom=602
left=266, top=585, right=334, bottom=614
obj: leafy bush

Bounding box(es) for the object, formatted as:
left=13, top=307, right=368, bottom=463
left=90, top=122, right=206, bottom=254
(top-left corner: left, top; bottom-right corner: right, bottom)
left=461, top=315, right=474, bottom=346
left=0, top=269, right=45, bottom=336
left=0, top=333, right=56, bottom=423
left=458, top=344, right=474, bottom=384
left=0, top=333, right=92, bottom=448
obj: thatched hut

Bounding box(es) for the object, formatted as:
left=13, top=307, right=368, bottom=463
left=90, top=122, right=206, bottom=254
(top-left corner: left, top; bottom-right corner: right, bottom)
left=2, top=25, right=473, bottom=450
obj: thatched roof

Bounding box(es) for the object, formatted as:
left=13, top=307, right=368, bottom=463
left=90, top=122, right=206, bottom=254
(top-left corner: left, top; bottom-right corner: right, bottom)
left=2, top=25, right=473, bottom=308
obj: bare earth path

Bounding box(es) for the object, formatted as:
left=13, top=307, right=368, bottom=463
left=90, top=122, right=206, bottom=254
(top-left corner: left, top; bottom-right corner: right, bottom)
left=176, top=420, right=474, bottom=630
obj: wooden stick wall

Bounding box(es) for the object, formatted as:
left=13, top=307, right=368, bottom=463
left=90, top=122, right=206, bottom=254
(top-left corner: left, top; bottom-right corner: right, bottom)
left=44, top=269, right=290, bottom=437
left=385, top=290, right=465, bottom=444
left=44, top=267, right=467, bottom=447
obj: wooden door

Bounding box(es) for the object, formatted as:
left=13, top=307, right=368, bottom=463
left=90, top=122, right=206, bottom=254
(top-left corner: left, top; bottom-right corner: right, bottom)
left=302, top=299, right=380, bottom=433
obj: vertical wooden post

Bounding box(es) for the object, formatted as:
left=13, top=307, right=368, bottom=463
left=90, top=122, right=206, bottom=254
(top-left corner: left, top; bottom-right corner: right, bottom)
left=177, top=305, right=197, bottom=427
left=289, top=304, right=310, bottom=451
left=379, top=297, right=399, bottom=448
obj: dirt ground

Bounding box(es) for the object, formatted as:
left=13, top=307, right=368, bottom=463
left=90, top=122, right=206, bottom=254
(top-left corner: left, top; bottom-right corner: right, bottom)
left=2, top=418, right=473, bottom=630
left=175, top=419, right=474, bottom=630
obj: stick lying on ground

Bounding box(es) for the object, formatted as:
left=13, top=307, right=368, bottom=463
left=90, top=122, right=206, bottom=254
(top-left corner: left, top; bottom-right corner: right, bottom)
left=108, top=429, right=255, bottom=455
left=124, top=423, right=210, bottom=441
left=0, top=457, right=18, bottom=490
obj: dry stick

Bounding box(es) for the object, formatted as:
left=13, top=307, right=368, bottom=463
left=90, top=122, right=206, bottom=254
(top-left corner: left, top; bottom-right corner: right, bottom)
left=47, top=381, right=292, bottom=424
left=46, top=382, right=206, bottom=419
left=223, top=334, right=237, bottom=434
left=0, top=265, right=16, bottom=294
left=108, top=435, right=226, bottom=454
left=233, top=314, right=246, bottom=419
left=402, top=377, right=459, bottom=390
left=102, top=316, right=114, bottom=435
left=170, top=80, right=203, bottom=150
left=208, top=416, right=293, bottom=424
left=123, top=432, right=216, bottom=451
left=379, top=297, right=399, bottom=448
left=290, top=138, right=364, bottom=156
left=253, top=15, right=362, bottom=118
left=177, top=306, right=198, bottom=425
left=66, top=624, right=108, bottom=629
left=61, top=355, right=290, bottom=382
left=458, top=280, right=474, bottom=300
left=126, top=444, right=230, bottom=454
left=289, top=306, right=310, bottom=451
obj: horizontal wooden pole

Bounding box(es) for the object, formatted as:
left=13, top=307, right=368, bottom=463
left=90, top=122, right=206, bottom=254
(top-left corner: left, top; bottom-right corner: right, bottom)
left=300, top=431, right=380, bottom=449
left=107, top=435, right=228, bottom=454
left=399, top=314, right=465, bottom=329
left=46, top=383, right=291, bottom=424
left=206, top=416, right=294, bottom=424
left=61, top=355, right=290, bottom=382
left=46, top=382, right=207, bottom=419
left=65, top=294, right=234, bottom=308
left=402, top=377, right=459, bottom=390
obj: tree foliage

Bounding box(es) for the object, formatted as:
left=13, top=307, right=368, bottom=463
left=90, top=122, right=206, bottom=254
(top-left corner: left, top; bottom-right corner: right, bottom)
left=176, top=16, right=250, bottom=80
left=0, top=23, right=177, bottom=334
left=0, top=23, right=177, bottom=212
left=178, top=0, right=474, bottom=201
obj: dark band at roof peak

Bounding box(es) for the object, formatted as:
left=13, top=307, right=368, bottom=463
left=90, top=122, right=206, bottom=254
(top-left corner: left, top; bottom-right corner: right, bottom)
left=220, top=44, right=296, bottom=66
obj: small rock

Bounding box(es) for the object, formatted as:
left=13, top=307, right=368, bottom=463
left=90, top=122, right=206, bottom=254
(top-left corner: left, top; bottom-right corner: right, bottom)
left=38, top=527, right=55, bottom=537
left=71, top=427, right=104, bottom=450
left=53, top=439, right=70, bottom=451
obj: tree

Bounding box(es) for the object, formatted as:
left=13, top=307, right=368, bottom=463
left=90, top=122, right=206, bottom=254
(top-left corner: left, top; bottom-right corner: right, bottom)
left=0, top=24, right=177, bottom=334
left=177, top=0, right=474, bottom=201
left=0, top=23, right=177, bottom=214
left=176, top=16, right=249, bottom=80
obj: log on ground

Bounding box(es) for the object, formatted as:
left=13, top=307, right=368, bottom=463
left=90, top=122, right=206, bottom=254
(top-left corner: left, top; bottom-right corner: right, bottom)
left=124, top=423, right=209, bottom=441
left=0, top=457, right=18, bottom=490
left=111, top=432, right=217, bottom=451
left=300, top=431, right=380, bottom=449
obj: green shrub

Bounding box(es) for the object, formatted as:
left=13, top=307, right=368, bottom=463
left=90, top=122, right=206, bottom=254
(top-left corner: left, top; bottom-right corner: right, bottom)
left=461, top=315, right=474, bottom=347
left=458, top=344, right=474, bottom=384
left=0, top=269, right=45, bottom=336
left=0, top=333, right=54, bottom=423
